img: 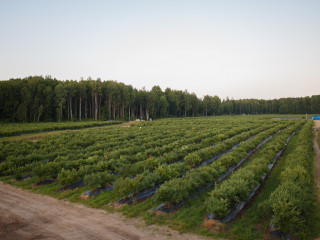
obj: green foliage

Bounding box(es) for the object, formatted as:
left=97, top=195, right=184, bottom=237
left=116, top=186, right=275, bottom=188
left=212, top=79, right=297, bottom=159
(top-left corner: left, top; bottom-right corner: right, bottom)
left=113, top=177, right=136, bottom=197
left=184, top=152, right=202, bottom=167
left=206, top=196, right=229, bottom=219
left=1, top=116, right=318, bottom=239
left=206, top=121, right=303, bottom=220
left=33, top=162, right=62, bottom=181
left=268, top=121, right=315, bottom=234
left=84, top=171, right=115, bottom=191
left=1, top=76, right=319, bottom=124
left=57, top=168, right=81, bottom=186
left=0, top=121, right=122, bottom=137
left=155, top=178, right=189, bottom=203
left=270, top=182, right=305, bottom=232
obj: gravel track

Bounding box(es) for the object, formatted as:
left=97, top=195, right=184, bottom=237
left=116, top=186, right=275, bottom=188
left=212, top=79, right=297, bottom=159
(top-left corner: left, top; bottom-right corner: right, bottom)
left=0, top=182, right=210, bottom=240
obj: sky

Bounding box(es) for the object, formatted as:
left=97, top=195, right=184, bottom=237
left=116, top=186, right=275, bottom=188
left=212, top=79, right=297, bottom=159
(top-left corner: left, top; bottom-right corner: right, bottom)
left=1, top=0, right=320, bottom=100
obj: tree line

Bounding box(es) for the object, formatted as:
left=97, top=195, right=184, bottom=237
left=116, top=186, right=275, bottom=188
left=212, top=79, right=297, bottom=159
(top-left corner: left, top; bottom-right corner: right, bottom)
left=0, top=76, right=319, bottom=122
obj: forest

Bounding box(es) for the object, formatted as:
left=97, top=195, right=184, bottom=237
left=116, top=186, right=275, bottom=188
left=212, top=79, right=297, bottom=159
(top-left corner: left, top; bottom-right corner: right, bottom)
left=1, top=75, right=320, bottom=122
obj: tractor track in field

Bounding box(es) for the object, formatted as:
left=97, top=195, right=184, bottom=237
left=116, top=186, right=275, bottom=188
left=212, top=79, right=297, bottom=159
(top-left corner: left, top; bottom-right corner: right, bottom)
left=313, top=121, right=320, bottom=201
left=0, top=182, right=211, bottom=240
left=313, top=121, right=320, bottom=240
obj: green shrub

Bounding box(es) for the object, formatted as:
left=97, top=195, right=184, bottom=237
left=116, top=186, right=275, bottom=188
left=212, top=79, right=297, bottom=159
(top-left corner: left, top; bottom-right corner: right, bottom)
left=84, top=171, right=115, bottom=191
left=57, top=168, right=80, bottom=186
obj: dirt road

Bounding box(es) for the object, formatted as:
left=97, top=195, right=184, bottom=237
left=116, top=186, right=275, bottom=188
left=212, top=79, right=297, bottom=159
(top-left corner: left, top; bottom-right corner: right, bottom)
left=313, top=121, right=320, bottom=201
left=0, top=182, right=210, bottom=240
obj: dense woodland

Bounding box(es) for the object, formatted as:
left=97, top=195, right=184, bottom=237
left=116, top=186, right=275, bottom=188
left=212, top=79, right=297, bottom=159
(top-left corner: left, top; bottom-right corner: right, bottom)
left=0, top=76, right=319, bottom=122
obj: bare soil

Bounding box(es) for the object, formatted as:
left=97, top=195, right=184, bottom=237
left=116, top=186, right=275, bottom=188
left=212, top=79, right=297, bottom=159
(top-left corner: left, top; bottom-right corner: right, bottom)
left=0, top=182, right=211, bottom=240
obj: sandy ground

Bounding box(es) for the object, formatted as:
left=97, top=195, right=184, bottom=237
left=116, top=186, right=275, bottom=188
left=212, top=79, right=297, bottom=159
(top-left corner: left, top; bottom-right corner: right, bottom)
left=313, top=121, right=320, bottom=200
left=0, top=182, right=211, bottom=240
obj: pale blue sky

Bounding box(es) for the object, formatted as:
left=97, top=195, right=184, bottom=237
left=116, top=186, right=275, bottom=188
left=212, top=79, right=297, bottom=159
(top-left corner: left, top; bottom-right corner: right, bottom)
left=1, top=0, right=319, bottom=99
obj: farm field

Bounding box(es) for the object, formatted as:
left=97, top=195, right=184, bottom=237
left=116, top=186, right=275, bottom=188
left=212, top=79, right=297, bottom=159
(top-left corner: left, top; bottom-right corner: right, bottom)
left=0, top=120, right=123, bottom=137
left=0, top=116, right=319, bottom=239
